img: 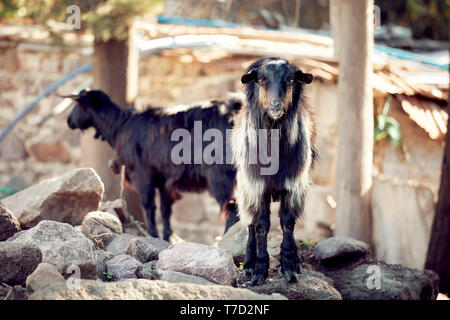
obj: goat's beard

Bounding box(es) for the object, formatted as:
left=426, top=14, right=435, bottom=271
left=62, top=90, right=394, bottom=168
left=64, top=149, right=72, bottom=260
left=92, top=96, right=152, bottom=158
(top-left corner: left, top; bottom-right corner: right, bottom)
left=263, top=109, right=285, bottom=125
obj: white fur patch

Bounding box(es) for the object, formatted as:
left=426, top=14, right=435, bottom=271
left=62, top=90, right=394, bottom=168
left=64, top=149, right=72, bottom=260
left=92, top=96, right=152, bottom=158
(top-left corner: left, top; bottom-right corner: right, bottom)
left=284, top=112, right=313, bottom=207
left=289, top=113, right=299, bottom=146
left=267, top=59, right=287, bottom=66
left=161, top=100, right=214, bottom=115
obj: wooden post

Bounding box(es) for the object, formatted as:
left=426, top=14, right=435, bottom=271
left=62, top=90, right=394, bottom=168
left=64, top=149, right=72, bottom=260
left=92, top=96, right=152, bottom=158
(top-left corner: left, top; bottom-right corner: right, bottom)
left=329, top=0, right=340, bottom=59
left=81, top=24, right=144, bottom=222
left=335, top=0, right=374, bottom=243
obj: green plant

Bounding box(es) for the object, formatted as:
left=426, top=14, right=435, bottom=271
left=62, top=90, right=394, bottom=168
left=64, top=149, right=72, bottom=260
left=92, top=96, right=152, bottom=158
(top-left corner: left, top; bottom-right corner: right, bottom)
left=101, top=271, right=118, bottom=282
left=374, top=95, right=402, bottom=147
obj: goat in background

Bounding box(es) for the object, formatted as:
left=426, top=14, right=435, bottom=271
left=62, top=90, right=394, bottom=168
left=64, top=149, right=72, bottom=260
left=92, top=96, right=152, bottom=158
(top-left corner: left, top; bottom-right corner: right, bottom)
left=232, top=57, right=318, bottom=285
left=67, top=90, right=241, bottom=241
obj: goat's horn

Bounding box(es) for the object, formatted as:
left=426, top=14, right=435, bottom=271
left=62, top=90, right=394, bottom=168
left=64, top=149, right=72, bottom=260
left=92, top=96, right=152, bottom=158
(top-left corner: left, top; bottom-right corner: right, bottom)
left=55, top=93, right=80, bottom=99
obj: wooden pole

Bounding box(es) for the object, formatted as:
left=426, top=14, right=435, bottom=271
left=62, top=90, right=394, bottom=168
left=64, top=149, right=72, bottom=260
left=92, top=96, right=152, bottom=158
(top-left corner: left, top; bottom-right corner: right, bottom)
left=335, top=0, right=374, bottom=243
left=80, top=24, right=144, bottom=222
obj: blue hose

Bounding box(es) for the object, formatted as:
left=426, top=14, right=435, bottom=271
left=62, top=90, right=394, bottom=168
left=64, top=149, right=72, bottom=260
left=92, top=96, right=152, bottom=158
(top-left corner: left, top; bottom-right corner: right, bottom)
left=0, top=63, right=93, bottom=143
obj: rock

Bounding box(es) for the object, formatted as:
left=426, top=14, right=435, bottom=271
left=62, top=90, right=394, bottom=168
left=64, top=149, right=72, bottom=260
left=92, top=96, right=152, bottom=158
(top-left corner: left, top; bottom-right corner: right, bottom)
left=81, top=211, right=122, bottom=249
left=217, top=222, right=247, bottom=264
left=0, top=242, right=42, bottom=285
left=106, top=233, right=140, bottom=256
left=106, top=254, right=142, bottom=280
left=0, top=201, right=21, bottom=241
left=8, top=220, right=97, bottom=279
left=26, top=263, right=66, bottom=295
left=3, top=168, right=104, bottom=229
left=157, top=269, right=216, bottom=286
left=26, top=141, right=71, bottom=163
left=313, top=236, right=370, bottom=263
left=4, top=285, right=28, bottom=300
left=94, top=250, right=111, bottom=279
left=0, top=131, right=26, bottom=160
left=99, top=199, right=130, bottom=222
left=323, top=262, right=439, bottom=300
left=136, top=261, right=159, bottom=280
left=157, top=242, right=237, bottom=286
left=249, top=269, right=342, bottom=300
left=126, top=237, right=170, bottom=263
left=106, top=233, right=169, bottom=260
left=30, top=279, right=287, bottom=300
left=218, top=223, right=281, bottom=264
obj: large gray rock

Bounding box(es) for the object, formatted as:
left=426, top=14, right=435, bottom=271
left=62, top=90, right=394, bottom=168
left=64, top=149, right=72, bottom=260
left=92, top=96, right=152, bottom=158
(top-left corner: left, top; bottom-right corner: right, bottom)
left=323, top=262, right=439, bottom=300
left=7, top=220, right=97, bottom=279
left=106, top=233, right=169, bottom=261
left=26, top=262, right=66, bottom=295
left=29, top=279, right=287, bottom=300
left=157, top=242, right=237, bottom=286
left=313, top=236, right=370, bottom=263
left=0, top=242, right=42, bottom=285
left=249, top=269, right=342, bottom=300
left=106, top=254, right=142, bottom=280
left=106, top=233, right=140, bottom=256
left=217, top=222, right=247, bottom=264
left=3, top=168, right=104, bottom=229
left=136, top=261, right=159, bottom=280
left=157, top=269, right=216, bottom=286
left=81, top=211, right=122, bottom=249
left=0, top=201, right=21, bottom=241
left=218, top=223, right=281, bottom=264
left=126, top=237, right=170, bottom=263
left=94, top=250, right=111, bottom=279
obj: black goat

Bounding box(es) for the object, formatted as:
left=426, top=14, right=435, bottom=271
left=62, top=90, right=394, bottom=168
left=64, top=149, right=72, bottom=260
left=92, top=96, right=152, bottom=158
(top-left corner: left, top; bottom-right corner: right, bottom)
left=232, top=57, right=317, bottom=285
left=67, top=90, right=241, bottom=241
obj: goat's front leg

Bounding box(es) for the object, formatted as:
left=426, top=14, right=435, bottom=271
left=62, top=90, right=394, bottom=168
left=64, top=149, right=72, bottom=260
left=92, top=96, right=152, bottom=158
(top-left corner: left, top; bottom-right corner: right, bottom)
left=138, top=179, right=158, bottom=238
left=279, top=192, right=304, bottom=283
left=243, top=224, right=256, bottom=277
left=250, top=196, right=271, bottom=286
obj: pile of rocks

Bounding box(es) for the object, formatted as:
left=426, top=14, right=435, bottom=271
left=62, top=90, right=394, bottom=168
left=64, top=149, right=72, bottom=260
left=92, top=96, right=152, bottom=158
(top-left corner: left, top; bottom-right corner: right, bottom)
left=0, top=168, right=440, bottom=300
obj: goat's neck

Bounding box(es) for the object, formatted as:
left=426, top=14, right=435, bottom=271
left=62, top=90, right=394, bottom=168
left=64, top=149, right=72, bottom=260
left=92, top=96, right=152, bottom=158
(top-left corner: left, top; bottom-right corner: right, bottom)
left=90, top=104, right=130, bottom=148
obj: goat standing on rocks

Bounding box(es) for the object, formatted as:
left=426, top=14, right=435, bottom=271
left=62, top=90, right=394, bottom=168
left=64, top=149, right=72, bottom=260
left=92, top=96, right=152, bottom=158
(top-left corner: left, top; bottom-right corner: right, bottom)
left=232, top=57, right=318, bottom=285
left=67, top=90, right=241, bottom=241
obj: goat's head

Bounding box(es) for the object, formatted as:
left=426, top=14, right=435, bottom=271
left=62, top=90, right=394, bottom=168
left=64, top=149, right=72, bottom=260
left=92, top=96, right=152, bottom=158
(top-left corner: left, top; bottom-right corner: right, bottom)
left=241, top=57, right=313, bottom=120
left=67, top=89, right=110, bottom=131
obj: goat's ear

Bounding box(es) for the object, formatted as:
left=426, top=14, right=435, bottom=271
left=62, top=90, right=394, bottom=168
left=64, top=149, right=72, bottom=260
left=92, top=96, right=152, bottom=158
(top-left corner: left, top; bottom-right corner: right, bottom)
left=241, top=69, right=258, bottom=84
left=294, top=70, right=313, bottom=84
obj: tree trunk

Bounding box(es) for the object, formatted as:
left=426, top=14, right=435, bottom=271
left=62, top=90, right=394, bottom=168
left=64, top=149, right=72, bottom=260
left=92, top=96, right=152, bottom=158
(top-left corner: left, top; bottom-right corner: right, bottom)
left=335, top=0, right=374, bottom=243
left=81, top=25, right=144, bottom=222
left=425, top=100, right=450, bottom=294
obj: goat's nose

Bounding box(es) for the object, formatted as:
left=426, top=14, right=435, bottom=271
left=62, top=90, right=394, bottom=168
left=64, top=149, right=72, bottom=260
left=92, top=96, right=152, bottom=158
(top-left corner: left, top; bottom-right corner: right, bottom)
left=270, top=100, right=281, bottom=109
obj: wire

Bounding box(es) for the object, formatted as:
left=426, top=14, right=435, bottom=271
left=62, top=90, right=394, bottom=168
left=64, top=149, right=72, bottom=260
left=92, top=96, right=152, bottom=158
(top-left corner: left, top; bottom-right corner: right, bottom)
left=0, top=63, right=93, bottom=143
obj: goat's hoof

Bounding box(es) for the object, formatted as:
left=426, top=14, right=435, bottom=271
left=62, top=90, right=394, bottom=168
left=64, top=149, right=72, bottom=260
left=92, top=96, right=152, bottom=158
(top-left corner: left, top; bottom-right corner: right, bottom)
left=250, top=274, right=265, bottom=286
left=148, top=230, right=159, bottom=238
left=283, top=270, right=299, bottom=283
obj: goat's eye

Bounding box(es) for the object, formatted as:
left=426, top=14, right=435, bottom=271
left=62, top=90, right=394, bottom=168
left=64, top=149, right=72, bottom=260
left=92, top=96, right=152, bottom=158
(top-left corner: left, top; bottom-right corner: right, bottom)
left=287, top=76, right=294, bottom=83
left=258, top=77, right=265, bottom=83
